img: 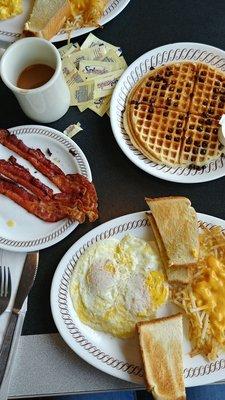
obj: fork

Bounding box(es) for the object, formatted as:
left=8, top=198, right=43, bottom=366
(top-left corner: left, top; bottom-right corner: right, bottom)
left=0, top=267, right=11, bottom=317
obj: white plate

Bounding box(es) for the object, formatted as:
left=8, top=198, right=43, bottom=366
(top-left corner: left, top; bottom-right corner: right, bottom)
left=51, top=210, right=225, bottom=387
left=0, top=0, right=131, bottom=43
left=0, top=125, right=92, bottom=252
left=110, top=42, right=225, bottom=184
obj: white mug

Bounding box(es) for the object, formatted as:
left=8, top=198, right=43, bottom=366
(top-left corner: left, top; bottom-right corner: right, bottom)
left=0, top=37, right=70, bottom=123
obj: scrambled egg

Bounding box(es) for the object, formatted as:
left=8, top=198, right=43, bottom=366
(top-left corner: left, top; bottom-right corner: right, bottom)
left=0, top=0, right=23, bottom=20
left=70, top=235, right=168, bottom=338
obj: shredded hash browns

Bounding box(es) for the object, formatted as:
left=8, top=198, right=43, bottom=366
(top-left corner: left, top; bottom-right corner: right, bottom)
left=171, top=226, right=225, bottom=360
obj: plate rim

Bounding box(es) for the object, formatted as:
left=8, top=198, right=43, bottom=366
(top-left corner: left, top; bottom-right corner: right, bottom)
left=0, top=124, right=92, bottom=252
left=0, top=0, right=131, bottom=43
left=110, top=41, right=225, bottom=184
left=50, top=209, right=225, bottom=386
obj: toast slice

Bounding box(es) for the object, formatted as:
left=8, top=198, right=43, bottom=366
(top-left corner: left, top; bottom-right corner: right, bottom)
left=23, top=0, right=72, bottom=40
left=147, top=214, right=190, bottom=284
left=146, top=196, right=199, bottom=268
left=137, top=314, right=186, bottom=400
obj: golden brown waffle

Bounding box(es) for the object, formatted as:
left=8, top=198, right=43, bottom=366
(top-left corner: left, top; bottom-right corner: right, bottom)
left=129, top=62, right=197, bottom=113
left=180, top=114, right=224, bottom=166
left=124, top=61, right=225, bottom=167
left=124, top=104, right=186, bottom=166
left=190, top=64, right=225, bottom=119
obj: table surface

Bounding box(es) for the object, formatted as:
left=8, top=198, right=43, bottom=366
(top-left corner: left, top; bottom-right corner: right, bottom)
left=1, top=0, right=225, bottom=396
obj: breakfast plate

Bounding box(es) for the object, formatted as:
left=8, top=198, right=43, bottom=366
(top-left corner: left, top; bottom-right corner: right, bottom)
left=0, top=125, right=92, bottom=252
left=0, top=0, right=131, bottom=43
left=110, top=42, right=225, bottom=184
left=51, top=210, right=225, bottom=386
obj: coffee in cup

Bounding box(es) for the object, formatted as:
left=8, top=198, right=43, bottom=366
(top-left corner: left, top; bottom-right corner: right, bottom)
left=0, top=37, right=70, bottom=123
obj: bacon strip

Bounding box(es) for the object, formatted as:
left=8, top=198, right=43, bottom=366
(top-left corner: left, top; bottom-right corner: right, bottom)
left=0, top=156, right=53, bottom=200
left=0, top=129, right=98, bottom=222
left=0, top=130, right=64, bottom=180
left=0, top=176, right=67, bottom=222
left=0, top=159, right=89, bottom=222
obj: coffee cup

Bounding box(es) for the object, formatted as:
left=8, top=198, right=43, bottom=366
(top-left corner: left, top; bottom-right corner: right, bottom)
left=0, top=37, right=70, bottom=123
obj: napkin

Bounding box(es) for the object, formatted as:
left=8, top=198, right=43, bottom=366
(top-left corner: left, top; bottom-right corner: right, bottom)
left=0, top=249, right=27, bottom=399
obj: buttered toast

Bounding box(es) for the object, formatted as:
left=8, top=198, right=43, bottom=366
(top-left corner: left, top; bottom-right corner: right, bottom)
left=137, top=314, right=186, bottom=400
left=24, top=0, right=71, bottom=40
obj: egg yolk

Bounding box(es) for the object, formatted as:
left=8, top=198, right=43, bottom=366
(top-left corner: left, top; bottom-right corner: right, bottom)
left=145, top=271, right=169, bottom=310
left=193, top=255, right=225, bottom=345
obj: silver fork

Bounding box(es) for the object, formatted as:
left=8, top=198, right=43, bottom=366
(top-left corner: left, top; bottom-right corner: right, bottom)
left=0, top=267, right=11, bottom=316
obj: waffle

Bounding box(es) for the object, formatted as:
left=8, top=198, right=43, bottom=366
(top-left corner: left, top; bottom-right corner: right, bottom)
left=190, top=63, right=225, bottom=119
left=180, top=114, right=224, bottom=166
left=124, top=61, right=225, bottom=167
left=124, top=104, right=186, bottom=166
left=129, top=62, right=197, bottom=113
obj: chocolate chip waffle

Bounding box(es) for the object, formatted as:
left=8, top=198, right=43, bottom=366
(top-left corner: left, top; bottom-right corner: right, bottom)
left=180, top=114, right=223, bottom=166
left=190, top=64, right=225, bottom=119
left=124, top=62, right=225, bottom=167
left=129, top=62, right=197, bottom=113
left=124, top=104, right=186, bottom=166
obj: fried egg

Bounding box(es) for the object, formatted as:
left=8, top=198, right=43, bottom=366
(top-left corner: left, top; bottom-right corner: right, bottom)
left=0, top=0, right=22, bottom=20
left=70, top=235, right=169, bottom=338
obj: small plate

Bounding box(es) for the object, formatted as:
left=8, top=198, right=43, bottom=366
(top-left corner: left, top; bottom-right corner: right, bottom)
left=51, top=210, right=225, bottom=386
left=0, top=0, right=131, bottom=43
left=0, top=125, right=92, bottom=252
left=110, top=42, right=225, bottom=183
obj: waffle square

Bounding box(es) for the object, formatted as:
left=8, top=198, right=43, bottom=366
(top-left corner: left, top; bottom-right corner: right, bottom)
left=129, top=62, right=197, bottom=113
left=190, top=64, right=225, bottom=119
left=124, top=61, right=225, bottom=167
left=180, top=114, right=224, bottom=166
left=125, top=104, right=186, bottom=166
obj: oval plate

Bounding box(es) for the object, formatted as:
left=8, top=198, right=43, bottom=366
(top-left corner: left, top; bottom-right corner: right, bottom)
left=110, top=42, right=225, bottom=184
left=0, top=0, right=131, bottom=43
left=51, top=210, right=225, bottom=386
left=0, top=125, right=92, bottom=252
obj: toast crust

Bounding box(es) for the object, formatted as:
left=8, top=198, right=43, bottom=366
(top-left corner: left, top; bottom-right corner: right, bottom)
left=147, top=213, right=191, bottom=284
left=146, top=196, right=199, bottom=268
left=24, top=0, right=72, bottom=40
left=137, top=314, right=186, bottom=400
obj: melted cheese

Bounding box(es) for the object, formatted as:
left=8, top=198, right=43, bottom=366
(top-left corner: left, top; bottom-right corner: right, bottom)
left=69, top=0, right=90, bottom=15
left=193, top=255, right=225, bottom=345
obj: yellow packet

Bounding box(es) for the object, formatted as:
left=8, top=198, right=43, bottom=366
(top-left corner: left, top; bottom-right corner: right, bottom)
left=69, top=46, right=107, bottom=69
left=81, top=33, right=122, bottom=56
left=79, top=60, right=121, bottom=77
left=103, top=50, right=127, bottom=69
left=70, top=80, right=95, bottom=105
left=66, top=69, right=84, bottom=86
left=62, top=57, right=75, bottom=77
left=93, top=69, right=124, bottom=99
left=78, top=103, right=90, bottom=112
left=59, top=43, right=80, bottom=58
left=117, top=56, right=127, bottom=69
left=65, top=69, right=85, bottom=106
left=89, top=96, right=111, bottom=117
left=63, top=123, right=83, bottom=138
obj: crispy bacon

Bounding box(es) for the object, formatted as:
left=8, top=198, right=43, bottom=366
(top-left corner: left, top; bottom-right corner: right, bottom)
left=0, top=176, right=67, bottom=222
left=0, top=159, right=90, bottom=222
left=0, top=129, right=98, bottom=222
left=0, top=130, right=64, bottom=180
left=0, top=156, right=53, bottom=200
